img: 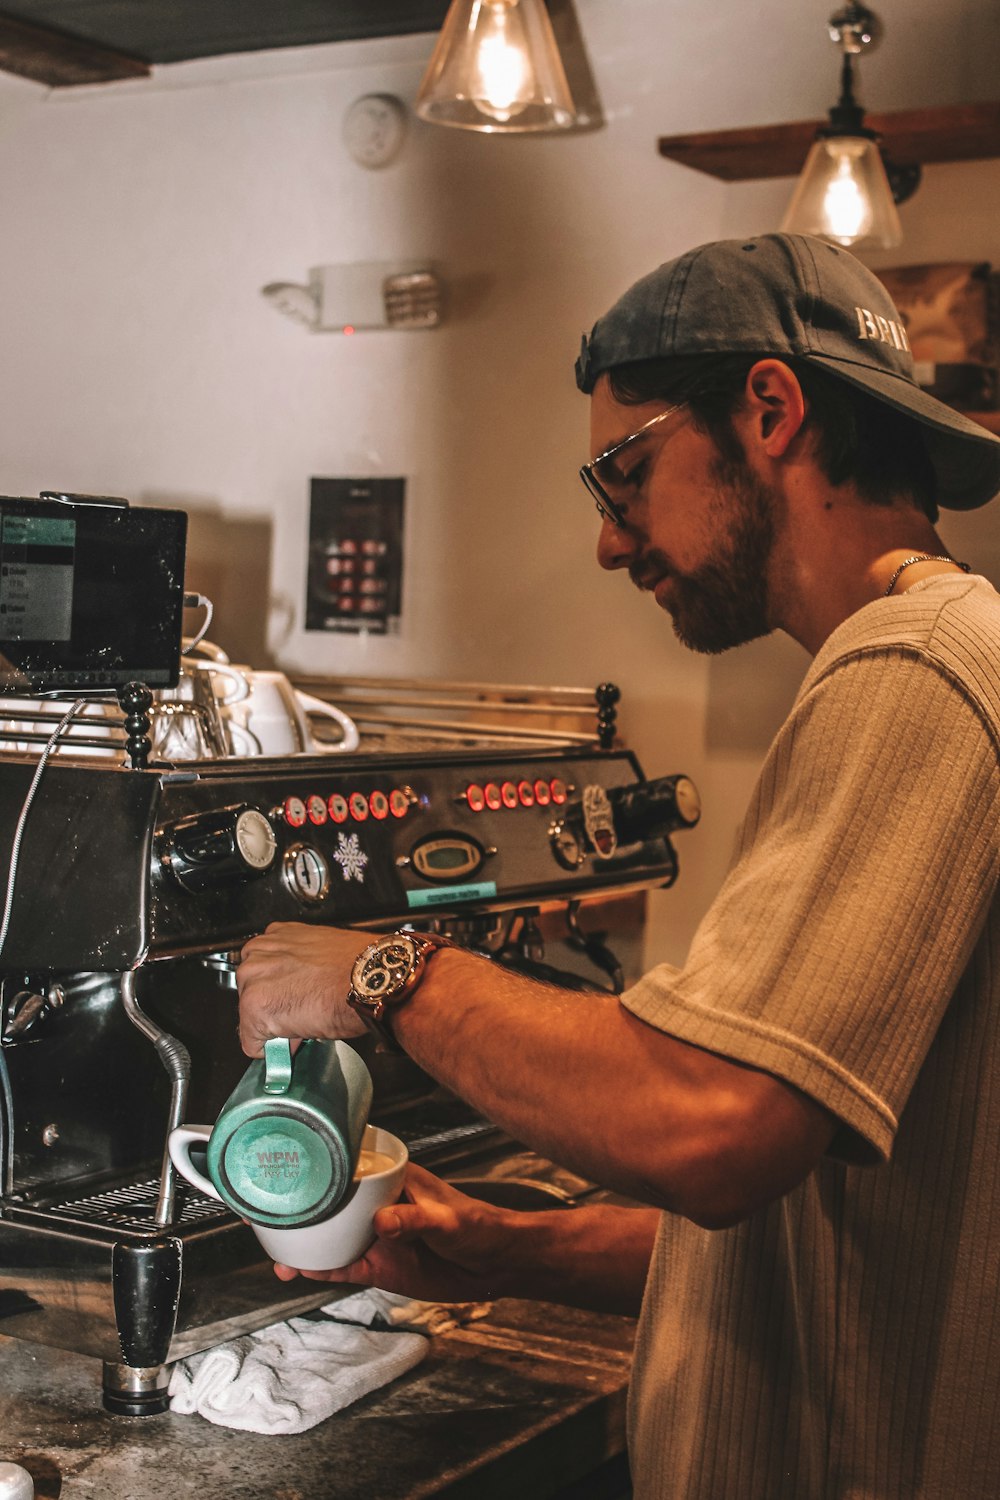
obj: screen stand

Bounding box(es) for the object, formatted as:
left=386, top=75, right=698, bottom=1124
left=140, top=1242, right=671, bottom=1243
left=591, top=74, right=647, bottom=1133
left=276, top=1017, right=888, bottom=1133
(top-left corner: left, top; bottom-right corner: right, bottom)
left=117, top=682, right=153, bottom=770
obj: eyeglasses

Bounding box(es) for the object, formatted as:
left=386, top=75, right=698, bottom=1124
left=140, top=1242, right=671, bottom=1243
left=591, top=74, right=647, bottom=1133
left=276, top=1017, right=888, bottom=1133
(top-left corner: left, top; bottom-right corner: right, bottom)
left=579, top=402, right=688, bottom=528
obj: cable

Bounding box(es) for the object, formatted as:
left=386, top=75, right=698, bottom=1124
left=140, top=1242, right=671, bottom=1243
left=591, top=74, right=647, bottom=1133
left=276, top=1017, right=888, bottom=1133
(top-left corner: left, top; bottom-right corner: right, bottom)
left=0, top=698, right=86, bottom=959
left=182, top=592, right=214, bottom=653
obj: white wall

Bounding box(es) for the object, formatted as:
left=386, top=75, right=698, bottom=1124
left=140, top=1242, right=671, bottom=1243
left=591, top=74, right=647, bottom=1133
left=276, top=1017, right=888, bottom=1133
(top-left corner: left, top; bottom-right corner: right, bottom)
left=0, top=0, right=997, bottom=971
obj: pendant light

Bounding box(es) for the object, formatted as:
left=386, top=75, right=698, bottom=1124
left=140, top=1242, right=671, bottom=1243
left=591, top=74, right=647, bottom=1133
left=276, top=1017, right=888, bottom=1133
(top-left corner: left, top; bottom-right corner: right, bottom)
left=781, top=3, right=919, bottom=250
left=415, top=0, right=577, bottom=133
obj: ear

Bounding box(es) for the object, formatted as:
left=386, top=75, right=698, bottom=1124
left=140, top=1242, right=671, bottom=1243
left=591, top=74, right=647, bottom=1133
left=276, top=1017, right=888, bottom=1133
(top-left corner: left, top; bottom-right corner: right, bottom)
left=741, top=359, right=807, bottom=458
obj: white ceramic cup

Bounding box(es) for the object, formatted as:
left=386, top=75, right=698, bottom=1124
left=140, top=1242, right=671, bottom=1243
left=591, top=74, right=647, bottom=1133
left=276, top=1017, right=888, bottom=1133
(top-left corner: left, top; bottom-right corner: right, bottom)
left=220, top=669, right=360, bottom=756
left=168, top=1122, right=407, bottom=1271
left=201, top=662, right=251, bottom=706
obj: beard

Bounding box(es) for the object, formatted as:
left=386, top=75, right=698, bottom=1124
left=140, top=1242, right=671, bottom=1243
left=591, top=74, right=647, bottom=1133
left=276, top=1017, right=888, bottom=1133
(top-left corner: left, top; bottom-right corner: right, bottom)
left=633, top=446, right=779, bottom=655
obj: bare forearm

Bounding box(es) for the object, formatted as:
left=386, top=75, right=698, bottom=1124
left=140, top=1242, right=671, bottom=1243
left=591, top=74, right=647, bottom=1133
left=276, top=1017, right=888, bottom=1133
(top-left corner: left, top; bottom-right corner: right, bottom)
left=393, top=948, right=834, bottom=1223
left=493, top=1203, right=660, bottom=1316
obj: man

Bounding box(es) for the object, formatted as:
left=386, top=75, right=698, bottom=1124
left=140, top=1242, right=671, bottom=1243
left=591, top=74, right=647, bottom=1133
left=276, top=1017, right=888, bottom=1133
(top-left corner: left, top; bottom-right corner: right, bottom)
left=238, top=234, right=1000, bottom=1499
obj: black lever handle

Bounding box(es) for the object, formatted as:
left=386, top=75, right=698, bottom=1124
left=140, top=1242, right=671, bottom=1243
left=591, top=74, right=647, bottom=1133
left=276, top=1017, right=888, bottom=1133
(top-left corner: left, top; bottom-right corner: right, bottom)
left=609, top=774, right=701, bottom=844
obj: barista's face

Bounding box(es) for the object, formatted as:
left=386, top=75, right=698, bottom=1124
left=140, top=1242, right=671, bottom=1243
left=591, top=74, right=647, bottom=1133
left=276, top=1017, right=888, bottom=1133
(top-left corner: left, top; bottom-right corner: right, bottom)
left=589, top=376, right=779, bottom=654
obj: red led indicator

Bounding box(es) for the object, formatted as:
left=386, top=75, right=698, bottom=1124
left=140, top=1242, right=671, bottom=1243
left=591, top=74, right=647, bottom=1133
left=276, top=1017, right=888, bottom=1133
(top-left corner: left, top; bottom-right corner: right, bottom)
left=517, top=779, right=535, bottom=807
left=484, top=782, right=502, bottom=810
left=533, top=779, right=551, bottom=806
left=349, top=792, right=370, bottom=821
left=389, top=789, right=410, bottom=819
left=328, top=793, right=349, bottom=823
left=369, top=790, right=390, bottom=820
left=466, top=784, right=486, bottom=813
left=550, top=778, right=568, bottom=805
left=343, top=325, right=355, bottom=336
left=307, top=795, right=328, bottom=826
left=283, top=796, right=307, bottom=828
left=500, top=781, right=518, bottom=809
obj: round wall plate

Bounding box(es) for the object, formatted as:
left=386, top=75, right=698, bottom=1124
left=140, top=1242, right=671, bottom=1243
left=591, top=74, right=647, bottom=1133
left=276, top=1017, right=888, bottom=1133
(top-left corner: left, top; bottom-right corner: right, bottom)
left=343, top=94, right=408, bottom=169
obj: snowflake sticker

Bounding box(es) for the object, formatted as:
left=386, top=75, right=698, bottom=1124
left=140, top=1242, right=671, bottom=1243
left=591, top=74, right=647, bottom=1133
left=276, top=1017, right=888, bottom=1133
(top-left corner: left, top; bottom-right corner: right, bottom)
left=333, top=831, right=369, bottom=883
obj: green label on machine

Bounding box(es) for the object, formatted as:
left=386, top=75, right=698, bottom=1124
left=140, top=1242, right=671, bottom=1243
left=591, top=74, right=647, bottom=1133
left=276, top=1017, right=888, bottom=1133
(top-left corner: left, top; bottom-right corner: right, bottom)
left=406, top=881, right=498, bottom=909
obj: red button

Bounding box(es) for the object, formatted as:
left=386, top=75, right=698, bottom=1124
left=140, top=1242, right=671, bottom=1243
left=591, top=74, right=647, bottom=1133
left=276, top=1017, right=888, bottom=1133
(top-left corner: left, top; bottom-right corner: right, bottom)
left=328, top=793, right=349, bottom=823
left=550, top=778, right=568, bottom=805
left=517, top=779, right=535, bottom=807
left=484, top=782, right=502, bottom=810
left=283, top=796, right=307, bottom=828
left=533, top=779, right=551, bottom=806
left=349, top=792, right=369, bottom=821
left=465, top=784, right=486, bottom=812
left=500, top=781, right=518, bottom=809
left=389, top=789, right=410, bottom=818
left=307, top=795, right=327, bottom=826
left=369, top=790, right=389, bottom=820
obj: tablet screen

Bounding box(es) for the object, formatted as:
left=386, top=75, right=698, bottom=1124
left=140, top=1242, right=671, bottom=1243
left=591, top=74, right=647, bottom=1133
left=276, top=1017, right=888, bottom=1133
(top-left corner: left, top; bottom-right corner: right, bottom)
left=0, top=494, right=187, bottom=692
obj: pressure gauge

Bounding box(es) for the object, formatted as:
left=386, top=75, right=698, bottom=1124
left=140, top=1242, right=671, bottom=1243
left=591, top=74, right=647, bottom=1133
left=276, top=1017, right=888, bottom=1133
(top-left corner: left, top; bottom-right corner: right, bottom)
left=343, top=94, right=407, bottom=169
left=235, top=809, right=278, bottom=871
left=283, top=844, right=331, bottom=906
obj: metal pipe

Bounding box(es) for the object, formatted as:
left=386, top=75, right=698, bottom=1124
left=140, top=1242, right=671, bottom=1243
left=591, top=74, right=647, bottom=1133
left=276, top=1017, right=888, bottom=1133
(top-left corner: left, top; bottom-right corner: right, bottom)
left=317, top=712, right=595, bottom=743
left=119, top=971, right=191, bottom=1227
left=291, top=673, right=598, bottom=703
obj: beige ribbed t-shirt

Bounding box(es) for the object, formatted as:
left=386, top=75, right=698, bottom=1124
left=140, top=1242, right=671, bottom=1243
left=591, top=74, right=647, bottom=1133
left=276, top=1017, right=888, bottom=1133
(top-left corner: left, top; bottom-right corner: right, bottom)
left=623, top=574, right=1000, bottom=1500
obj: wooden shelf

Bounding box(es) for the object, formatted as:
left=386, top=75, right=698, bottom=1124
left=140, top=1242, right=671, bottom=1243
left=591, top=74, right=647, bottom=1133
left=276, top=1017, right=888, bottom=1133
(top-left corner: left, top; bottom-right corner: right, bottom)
left=0, top=11, right=149, bottom=86
left=658, top=102, right=1000, bottom=182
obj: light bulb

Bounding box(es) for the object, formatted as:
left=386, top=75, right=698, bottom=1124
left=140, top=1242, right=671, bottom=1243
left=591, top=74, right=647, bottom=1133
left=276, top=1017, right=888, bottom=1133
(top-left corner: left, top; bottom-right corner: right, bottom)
left=822, top=143, right=873, bottom=243
left=474, top=5, right=532, bottom=121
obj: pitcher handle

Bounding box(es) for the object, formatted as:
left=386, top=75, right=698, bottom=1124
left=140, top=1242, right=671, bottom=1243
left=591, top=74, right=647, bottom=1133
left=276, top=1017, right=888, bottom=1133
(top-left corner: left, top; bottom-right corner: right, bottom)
left=264, top=1037, right=293, bottom=1093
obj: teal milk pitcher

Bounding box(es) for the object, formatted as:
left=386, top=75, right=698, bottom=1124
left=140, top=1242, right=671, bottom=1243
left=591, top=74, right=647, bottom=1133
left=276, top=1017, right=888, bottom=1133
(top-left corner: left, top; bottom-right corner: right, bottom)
left=170, top=1039, right=373, bottom=1228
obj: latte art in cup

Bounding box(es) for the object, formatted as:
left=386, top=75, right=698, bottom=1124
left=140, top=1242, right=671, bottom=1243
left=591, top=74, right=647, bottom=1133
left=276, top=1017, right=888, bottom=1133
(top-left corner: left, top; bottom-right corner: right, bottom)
left=354, top=1149, right=397, bottom=1179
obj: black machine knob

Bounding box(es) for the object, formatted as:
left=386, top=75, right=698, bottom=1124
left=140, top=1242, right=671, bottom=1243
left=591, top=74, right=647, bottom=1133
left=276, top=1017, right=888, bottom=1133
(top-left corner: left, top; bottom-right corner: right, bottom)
left=162, top=804, right=278, bottom=892
left=609, top=775, right=701, bottom=845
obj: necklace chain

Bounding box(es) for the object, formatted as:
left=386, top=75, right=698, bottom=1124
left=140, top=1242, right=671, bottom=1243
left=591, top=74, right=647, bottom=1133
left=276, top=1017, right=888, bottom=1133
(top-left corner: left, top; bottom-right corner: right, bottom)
left=882, top=554, right=971, bottom=598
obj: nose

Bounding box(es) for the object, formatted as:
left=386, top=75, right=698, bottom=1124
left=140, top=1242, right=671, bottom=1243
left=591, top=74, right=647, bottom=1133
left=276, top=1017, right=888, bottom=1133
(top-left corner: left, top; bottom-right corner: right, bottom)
left=596, top=513, right=640, bottom=572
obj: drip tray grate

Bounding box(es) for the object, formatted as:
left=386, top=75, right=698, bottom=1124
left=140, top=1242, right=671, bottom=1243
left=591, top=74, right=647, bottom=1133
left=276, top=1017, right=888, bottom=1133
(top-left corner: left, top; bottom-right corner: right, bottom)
left=40, top=1178, right=228, bottom=1235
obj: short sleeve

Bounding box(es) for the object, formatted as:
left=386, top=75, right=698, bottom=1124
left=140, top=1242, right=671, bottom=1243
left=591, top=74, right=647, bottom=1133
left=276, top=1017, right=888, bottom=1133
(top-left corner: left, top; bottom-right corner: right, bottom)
left=622, top=647, right=1000, bottom=1163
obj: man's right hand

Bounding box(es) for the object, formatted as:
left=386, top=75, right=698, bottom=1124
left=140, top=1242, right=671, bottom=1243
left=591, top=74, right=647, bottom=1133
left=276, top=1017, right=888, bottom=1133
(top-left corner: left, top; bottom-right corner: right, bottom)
left=271, top=1163, right=518, bottom=1303
left=237, top=922, right=377, bottom=1054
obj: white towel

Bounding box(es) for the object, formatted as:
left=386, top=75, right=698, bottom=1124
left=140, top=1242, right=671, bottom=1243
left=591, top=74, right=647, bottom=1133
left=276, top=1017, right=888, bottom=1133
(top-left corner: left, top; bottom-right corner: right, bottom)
left=322, top=1287, right=493, bottom=1336
left=168, top=1289, right=491, bottom=1434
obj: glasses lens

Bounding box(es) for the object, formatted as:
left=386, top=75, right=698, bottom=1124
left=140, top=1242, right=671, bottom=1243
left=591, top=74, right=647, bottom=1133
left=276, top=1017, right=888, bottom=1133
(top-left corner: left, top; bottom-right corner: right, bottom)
left=581, top=404, right=686, bottom=529
left=579, top=466, right=624, bottom=526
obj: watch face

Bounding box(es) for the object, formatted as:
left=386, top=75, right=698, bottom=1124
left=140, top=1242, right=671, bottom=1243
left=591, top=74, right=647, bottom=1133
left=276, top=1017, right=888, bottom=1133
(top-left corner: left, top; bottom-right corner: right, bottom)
left=353, top=934, right=420, bottom=1003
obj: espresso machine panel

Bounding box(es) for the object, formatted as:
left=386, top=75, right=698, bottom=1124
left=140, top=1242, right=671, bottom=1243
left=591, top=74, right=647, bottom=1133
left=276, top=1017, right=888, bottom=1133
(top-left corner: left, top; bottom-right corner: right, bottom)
left=0, top=748, right=689, bottom=970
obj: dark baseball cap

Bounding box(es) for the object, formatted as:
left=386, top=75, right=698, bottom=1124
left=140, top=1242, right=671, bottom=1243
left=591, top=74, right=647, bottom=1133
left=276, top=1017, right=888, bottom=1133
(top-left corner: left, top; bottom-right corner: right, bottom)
left=575, top=232, right=1000, bottom=510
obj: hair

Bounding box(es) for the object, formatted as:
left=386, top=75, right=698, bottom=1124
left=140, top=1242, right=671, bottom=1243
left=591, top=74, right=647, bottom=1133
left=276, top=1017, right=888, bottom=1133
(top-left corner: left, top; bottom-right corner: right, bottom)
left=607, top=353, right=938, bottom=521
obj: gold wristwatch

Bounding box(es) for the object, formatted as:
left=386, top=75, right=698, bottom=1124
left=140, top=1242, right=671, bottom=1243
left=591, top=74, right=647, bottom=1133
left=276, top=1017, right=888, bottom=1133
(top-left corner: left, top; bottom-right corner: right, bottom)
left=347, top=931, right=456, bottom=1049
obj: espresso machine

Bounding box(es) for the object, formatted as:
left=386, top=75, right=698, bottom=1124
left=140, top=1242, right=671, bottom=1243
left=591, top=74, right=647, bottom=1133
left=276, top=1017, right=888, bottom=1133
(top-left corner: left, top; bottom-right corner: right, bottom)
left=0, top=495, right=700, bottom=1415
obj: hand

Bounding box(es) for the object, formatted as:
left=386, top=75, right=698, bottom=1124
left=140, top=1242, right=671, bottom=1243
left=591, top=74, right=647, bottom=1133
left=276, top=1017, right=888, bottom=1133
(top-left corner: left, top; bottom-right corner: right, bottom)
left=270, top=1163, right=516, bottom=1302
left=237, top=922, right=379, bottom=1055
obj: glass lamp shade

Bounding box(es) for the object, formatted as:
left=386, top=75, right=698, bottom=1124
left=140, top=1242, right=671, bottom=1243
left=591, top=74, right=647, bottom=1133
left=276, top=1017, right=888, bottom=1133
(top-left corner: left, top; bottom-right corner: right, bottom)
left=780, top=135, right=903, bottom=250
left=415, top=0, right=577, bottom=133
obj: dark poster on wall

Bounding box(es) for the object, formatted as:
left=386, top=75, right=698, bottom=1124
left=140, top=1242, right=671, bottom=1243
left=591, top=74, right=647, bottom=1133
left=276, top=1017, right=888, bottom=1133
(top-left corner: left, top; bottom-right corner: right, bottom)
left=305, top=477, right=404, bottom=634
